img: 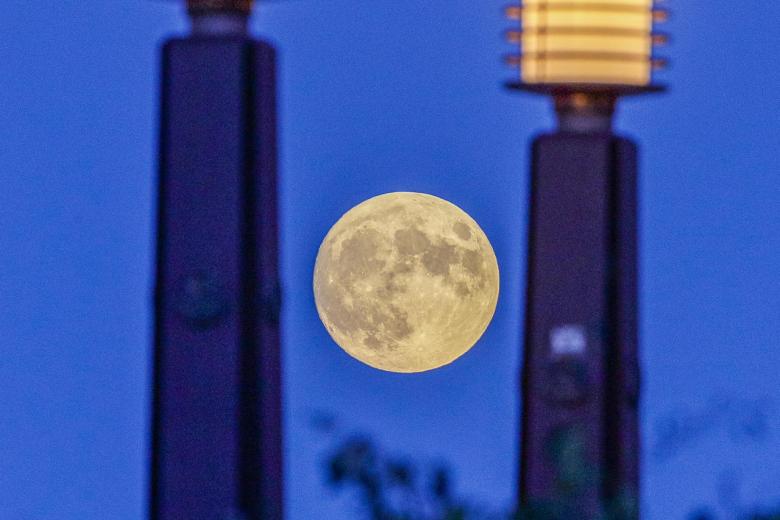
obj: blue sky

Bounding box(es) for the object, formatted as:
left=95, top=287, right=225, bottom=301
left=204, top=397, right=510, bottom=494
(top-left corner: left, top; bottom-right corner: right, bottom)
left=1, top=1, right=778, bottom=519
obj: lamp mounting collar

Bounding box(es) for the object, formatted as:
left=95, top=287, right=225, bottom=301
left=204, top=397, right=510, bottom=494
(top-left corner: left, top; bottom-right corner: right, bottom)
left=186, top=0, right=254, bottom=14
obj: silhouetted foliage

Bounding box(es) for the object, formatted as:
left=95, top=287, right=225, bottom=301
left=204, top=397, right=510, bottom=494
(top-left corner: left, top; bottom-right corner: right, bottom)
left=325, top=435, right=476, bottom=520
left=317, top=399, right=777, bottom=520
left=688, top=508, right=717, bottom=520
left=652, top=396, right=772, bottom=461
left=321, top=431, right=640, bottom=520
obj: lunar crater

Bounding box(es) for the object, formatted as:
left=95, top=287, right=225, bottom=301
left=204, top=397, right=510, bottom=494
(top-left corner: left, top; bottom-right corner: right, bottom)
left=314, top=192, right=499, bottom=373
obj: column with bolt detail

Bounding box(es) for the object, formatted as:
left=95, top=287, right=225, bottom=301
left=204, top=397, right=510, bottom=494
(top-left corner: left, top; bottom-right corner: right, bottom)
left=503, top=1, right=670, bottom=517
left=150, top=1, right=282, bottom=518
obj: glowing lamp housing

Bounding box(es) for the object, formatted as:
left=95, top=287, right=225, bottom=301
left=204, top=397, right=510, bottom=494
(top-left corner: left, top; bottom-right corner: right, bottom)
left=505, top=0, right=668, bottom=95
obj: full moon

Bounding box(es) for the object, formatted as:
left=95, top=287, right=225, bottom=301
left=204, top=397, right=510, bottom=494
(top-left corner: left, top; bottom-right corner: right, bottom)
left=313, top=192, right=499, bottom=373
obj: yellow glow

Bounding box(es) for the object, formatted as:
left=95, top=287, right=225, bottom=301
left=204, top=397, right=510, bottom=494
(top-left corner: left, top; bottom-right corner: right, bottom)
left=521, top=34, right=649, bottom=55
left=523, top=0, right=651, bottom=3
left=522, top=56, right=650, bottom=85
left=522, top=10, right=651, bottom=30
left=516, top=0, right=660, bottom=86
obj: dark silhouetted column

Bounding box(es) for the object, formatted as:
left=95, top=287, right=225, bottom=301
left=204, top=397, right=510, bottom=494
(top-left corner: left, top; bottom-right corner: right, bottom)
left=519, top=102, right=640, bottom=517
left=150, top=2, right=282, bottom=519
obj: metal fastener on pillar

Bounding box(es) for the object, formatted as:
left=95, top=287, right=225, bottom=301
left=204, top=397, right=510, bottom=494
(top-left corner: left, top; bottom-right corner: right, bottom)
left=150, top=0, right=283, bottom=518
left=504, top=1, right=669, bottom=518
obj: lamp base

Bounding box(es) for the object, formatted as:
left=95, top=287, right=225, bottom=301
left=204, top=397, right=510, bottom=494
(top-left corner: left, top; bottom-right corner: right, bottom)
left=151, top=36, right=282, bottom=520
left=520, top=132, right=640, bottom=519
left=507, top=82, right=665, bottom=133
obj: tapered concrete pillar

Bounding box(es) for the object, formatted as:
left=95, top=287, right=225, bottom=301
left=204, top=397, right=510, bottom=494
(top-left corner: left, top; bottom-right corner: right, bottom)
left=150, top=2, right=283, bottom=518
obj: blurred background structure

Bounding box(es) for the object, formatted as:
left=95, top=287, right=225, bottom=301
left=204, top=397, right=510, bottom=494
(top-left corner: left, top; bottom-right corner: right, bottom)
left=507, top=2, right=667, bottom=517
left=1, top=1, right=779, bottom=519
left=150, top=1, right=282, bottom=518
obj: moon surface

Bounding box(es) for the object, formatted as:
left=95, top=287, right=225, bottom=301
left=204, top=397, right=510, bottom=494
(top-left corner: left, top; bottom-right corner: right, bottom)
left=313, top=192, right=499, bottom=373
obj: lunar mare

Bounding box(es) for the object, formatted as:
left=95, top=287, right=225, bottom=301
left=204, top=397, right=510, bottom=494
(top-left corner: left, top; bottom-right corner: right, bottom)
left=313, top=192, right=500, bottom=373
